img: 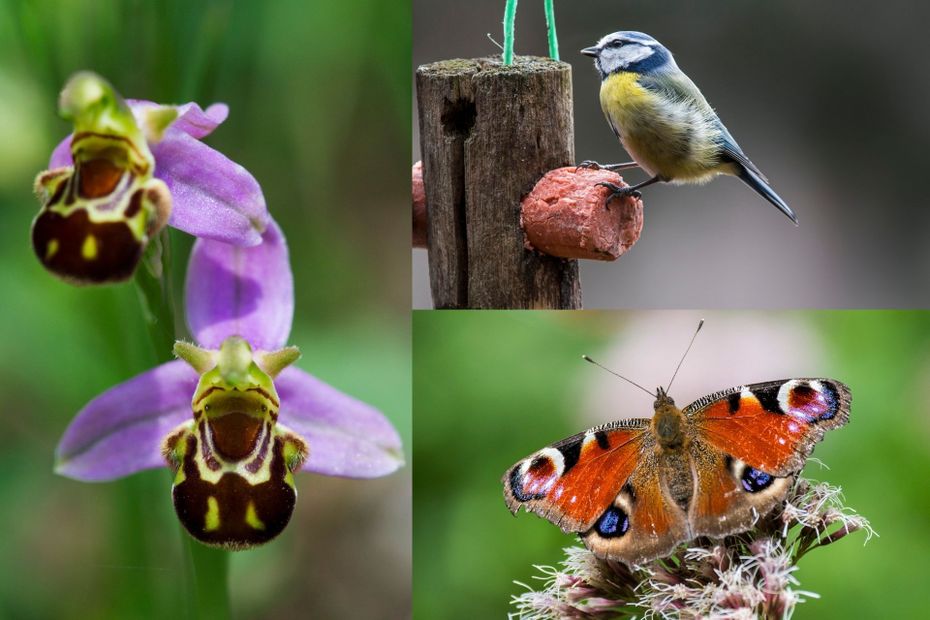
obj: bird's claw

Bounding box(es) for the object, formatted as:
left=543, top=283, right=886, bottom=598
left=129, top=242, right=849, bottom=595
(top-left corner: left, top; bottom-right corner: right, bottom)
left=596, top=181, right=641, bottom=200
left=575, top=160, right=602, bottom=172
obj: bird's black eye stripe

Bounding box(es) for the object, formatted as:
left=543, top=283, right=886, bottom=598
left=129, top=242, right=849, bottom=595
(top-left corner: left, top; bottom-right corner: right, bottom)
left=608, top=39, right=624, bottom=48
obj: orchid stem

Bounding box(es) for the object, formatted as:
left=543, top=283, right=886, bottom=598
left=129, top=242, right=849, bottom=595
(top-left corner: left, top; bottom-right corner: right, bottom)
left=186, top=537, right=232, bottom=620
left=134, top=230, right=177, bottom=364
left=134, top=231, right=231, bottom=617
left=503, top=0, right=518, bottom=65
left=544, top=0, right=559, bottom=60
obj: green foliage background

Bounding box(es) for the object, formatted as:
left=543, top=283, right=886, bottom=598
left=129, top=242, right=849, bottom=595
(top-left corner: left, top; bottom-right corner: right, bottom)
left=413, top=310, right=930, bottom=618
left=0, top=1, right=410, bottom=618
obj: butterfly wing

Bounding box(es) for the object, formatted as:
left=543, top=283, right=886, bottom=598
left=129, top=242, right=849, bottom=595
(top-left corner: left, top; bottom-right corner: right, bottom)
left=579, top=444, right=691, bottom=565
left=687, top=378, right=851, bottom=476
left=503, top=419, right=690, bottom=565
left=503, top=420, right=650, bottom=532
left=684, top=378, right=851, bottom=536
left=687, top=440, right=796, bottom=537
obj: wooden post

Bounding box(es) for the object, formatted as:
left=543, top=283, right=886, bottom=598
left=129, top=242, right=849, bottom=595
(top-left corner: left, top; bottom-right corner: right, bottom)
left=416, top=57, right=581, bottom=309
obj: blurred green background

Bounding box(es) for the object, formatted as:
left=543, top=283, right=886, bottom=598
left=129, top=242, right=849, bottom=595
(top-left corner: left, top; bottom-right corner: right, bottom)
left=413, top=310, right=930, bottom=618
left=0, top=1, right=410, bottom=618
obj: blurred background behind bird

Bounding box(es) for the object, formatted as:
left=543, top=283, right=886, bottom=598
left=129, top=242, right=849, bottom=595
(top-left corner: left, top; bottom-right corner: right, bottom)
left=412, top=0, right=930, bottom=309
left=0, top=1, right=410, bottom=618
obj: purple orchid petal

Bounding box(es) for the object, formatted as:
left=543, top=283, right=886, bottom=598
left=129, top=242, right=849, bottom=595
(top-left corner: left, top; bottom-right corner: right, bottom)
left=55, top=360, right=198, bottom=482
left=275, top=367, right=404, bottom=479
left=151, top=127, right=268, bottom=245
left=185, top=218, right=293, bottom=350
left=172, top=102, right=229, bottom=139
left=49, top=135, right=72, bottom=169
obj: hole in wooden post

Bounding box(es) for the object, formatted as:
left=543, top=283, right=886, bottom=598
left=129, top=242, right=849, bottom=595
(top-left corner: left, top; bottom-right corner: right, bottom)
left=441, top=99, right=476, bottom=136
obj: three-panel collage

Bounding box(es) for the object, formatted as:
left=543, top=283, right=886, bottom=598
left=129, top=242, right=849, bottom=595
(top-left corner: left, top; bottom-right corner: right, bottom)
left=1, top=1, right=928, bottom=618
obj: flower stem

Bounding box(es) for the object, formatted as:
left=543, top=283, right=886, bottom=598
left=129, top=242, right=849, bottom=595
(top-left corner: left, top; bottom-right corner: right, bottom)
left=503, top=0, right=518, bottom=65
left=544, top=0, right=559, bottom=60
left=134, top=230, right=231, bottom=617
left=185, top=537, right=232, bottom=620
left=134, top=230, right=177, bottom=363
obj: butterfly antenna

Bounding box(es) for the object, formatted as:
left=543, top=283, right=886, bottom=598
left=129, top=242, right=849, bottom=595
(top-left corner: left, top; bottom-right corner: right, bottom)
left=666, top=319, right=704, bottom=393
left=582, top=355, right=656, bottom=398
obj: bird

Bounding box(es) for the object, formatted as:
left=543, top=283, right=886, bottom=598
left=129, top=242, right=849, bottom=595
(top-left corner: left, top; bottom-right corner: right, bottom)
left=580, top=31, right=798, bottom=224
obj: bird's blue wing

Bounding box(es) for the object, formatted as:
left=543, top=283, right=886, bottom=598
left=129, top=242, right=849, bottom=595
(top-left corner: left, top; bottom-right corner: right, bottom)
left=716, top=123, right=769, bottom=183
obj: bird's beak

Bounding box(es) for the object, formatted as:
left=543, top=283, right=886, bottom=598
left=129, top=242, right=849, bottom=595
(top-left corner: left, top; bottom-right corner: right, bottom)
left=580, top=46, right=599, bottom=57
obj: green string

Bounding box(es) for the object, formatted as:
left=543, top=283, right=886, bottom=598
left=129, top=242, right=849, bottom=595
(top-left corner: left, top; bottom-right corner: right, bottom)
left=503, top=0, right=518, bottom=65
left=502, top=0, right=560, bottom=64
left=544, top=0, right=559, bottom=60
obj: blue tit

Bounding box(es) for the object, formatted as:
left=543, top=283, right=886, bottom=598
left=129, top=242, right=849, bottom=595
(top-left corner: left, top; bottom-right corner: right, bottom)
left=581, top=31, right=798, bottom=224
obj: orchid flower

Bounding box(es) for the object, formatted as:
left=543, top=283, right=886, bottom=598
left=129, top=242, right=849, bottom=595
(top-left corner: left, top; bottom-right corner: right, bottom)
left=32, top=71, right=267, bottom=284
left=54, top=220, right=404, bottom=549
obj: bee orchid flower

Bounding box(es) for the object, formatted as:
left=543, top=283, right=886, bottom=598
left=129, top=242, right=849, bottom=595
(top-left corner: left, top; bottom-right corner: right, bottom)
left=34, top=71, right=268, bottom=284
left=54, top=220, right=404, bottom=549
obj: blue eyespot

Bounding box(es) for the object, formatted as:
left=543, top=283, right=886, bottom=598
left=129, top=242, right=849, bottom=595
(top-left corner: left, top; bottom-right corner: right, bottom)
left=595, top=505, right=630, bottom=538
left=741, top=466, right=774, bottom=493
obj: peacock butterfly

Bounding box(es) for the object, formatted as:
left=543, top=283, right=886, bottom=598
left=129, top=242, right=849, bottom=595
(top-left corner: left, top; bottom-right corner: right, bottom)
left=502, top=325, right=851, bottom=566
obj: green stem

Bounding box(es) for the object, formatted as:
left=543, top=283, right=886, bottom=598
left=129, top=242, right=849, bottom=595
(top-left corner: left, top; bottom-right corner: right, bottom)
left=134, top=230, right=177, bottom=363
left=134, top=230, right=231, bottom=618
left=186, top=538, right=231, bottom=620
left=503, top=0, right=518, bottom=65
left=544, top=0, right=559, bottom=60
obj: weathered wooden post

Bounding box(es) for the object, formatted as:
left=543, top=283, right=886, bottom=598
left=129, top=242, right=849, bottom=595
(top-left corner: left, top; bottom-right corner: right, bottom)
left=416, top=56, right=580, bottom=309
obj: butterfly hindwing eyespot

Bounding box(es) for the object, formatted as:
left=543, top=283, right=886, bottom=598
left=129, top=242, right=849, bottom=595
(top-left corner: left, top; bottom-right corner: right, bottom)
left=727, top=456, right=776, bottom=494
left=594, top=504, right=630, bottom=538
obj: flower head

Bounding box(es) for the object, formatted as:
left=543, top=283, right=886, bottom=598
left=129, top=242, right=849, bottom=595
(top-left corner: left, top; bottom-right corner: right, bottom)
left=510, top=477, right=873, bottom=619
left=54, top=220, right=404, bottom=548
left=33, top=71, right=268, bottom=285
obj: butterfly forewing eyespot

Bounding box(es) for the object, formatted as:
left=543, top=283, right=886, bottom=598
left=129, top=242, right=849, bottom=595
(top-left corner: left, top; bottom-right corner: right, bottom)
left=510, top=447, right=566, bottom=503
left=777, top=379, right=841, bottom=422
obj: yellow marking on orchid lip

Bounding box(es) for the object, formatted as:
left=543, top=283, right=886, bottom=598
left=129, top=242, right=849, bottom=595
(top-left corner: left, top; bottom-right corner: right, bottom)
left=204, top=496, right=220, bottom=531
left=45, top=239, right=59, bottom=260
left=81, top=234, right=98, bottom=260
left=245, top=501, right=265, bottom=530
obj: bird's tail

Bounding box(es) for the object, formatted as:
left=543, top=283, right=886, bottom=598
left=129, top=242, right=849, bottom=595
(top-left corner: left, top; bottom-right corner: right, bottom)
left=737, top=167, right=798, bottom=225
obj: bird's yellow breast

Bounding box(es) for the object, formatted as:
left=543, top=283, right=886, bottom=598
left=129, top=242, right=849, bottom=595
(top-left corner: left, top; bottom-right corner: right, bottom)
left=599, top=72, right=728, bottom=182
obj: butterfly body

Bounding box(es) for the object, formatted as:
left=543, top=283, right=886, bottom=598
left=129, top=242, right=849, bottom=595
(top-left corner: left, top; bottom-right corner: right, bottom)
left=503, top=378, right=850, bottom=565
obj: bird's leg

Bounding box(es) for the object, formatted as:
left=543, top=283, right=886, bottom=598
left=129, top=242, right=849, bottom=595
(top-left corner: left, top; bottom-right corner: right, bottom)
left=576, top=160, right=640, bottom=172
left=596, top=176, right=660, bottom=206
